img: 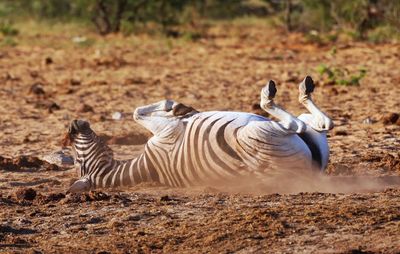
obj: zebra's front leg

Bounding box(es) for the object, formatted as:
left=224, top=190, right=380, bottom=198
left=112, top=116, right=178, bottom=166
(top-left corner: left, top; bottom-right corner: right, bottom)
left=298, top=76, right=334, bottom=132
left=260, top=80, right=306, bottom=133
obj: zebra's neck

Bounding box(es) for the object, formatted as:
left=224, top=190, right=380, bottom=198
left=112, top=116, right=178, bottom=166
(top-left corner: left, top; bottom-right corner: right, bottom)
left=88, top=152, right=160, bottom=189
left=73, top=132, right=161, bottom=189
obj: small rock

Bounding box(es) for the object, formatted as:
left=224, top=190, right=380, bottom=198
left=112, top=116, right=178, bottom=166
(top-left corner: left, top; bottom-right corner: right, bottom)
left=42, top=150, right=74, bottom=167
left=48, top=102, right=61, bottom=113
left=160, top=195, right=171, bottom=202
left=29, top=83, right=45, bottom=96
left=136, top=231, right=146, bottom=236
left=15, top=188, right=37, bottom=201
left=87, top=217, right=103, bottom=224
left=65, top=88, right=75, bottom=94
left=111, top=112, right=123, bottom=120
left=362, top=117, right=374, bottom=124
left=77, top=103, right=94, bottom=113
left=381, top=113, right=399, bottom=125
left=334, top=130, right=348, bottom=136
left=29, top=249, right=43, bottom=254
left=126, top=214, right=142, bottom=221
left=70, top=78, right=81, bottom=86
left=44, top=57, right=53, bottom=65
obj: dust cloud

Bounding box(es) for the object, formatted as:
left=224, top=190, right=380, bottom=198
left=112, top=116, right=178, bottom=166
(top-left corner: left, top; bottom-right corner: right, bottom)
left=210, top=168, right=400, bottom=195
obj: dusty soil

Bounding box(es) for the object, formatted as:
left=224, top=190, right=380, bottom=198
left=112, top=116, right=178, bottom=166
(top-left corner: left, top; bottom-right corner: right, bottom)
left=0, top=24, right=400, bottom=253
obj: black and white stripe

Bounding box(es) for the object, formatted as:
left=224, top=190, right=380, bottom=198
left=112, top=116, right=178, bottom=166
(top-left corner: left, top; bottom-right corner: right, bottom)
left=68, top=76, right=332, bottom=192
left=69, top=111, right=317, bottom=191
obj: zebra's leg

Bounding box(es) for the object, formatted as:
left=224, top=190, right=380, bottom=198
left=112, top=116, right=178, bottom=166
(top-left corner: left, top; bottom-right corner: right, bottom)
left=260, top=80, right=306, bottom=133
left=298, top=76, right=334, bottom=132
left=297, top=113, right=330, bottom=170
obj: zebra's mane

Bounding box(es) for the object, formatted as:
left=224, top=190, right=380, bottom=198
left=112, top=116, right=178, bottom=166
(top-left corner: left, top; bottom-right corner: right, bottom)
left=94, top=134, right=115, bottom=162
left=66, top=130, right=116, bottom=165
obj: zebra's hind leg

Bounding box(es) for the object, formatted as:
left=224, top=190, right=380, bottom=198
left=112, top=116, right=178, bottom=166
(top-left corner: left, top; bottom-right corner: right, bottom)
left=260, top=80, right=306, bottom=133
left=298, top=76, right=333, bottom=132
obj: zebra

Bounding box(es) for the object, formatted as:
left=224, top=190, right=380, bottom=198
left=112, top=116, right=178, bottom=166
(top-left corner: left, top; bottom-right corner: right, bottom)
left=66, top=76, right=333, bottom=193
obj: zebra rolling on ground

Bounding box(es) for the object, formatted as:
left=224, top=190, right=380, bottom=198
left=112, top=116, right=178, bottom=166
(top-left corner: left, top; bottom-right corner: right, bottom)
left=65, top=76, right=333, bottom=193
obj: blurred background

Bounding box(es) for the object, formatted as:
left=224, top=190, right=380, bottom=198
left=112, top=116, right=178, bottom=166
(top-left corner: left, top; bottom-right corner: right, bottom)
left=0, top=0, right=399, bottom=43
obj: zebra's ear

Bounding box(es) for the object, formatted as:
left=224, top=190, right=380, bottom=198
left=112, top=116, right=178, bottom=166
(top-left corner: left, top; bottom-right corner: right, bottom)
left=173, top=103, right=198, bottom=117
left=67, top=178, right=91, bottom=193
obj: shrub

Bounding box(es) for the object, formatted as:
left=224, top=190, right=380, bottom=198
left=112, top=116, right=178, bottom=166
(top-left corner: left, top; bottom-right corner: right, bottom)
left=0, top=20, right=19, bottom=36
left=316, top=64, right=367, bottom=86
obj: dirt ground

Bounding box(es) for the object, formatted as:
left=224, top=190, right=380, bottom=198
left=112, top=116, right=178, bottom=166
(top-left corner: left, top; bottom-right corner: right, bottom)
left=0, top=24, right=400, bottom=253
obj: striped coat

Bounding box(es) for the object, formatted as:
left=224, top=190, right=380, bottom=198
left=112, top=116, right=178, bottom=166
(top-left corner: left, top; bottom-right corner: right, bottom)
left=67, top=77, right=332, bottom=193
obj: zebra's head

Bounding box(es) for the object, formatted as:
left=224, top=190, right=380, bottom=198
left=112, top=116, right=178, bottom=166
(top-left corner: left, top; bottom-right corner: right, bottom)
left=133, top=99, right=198, bottom=136
left=69, top=119, right=91, bottom=134
left=62, top=119, right=93, bottom=147
left=64, top=119, right=114, bottom=193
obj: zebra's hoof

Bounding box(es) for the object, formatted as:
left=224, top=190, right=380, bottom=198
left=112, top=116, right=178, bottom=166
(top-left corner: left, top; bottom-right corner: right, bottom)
left=67, top=178, right=91, bottom=193
left=261, top=80, right=277, bottom=100
left=299, top=76, right=315, bottom=96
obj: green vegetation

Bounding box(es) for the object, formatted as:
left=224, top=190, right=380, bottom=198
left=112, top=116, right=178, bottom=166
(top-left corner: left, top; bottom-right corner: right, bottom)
left=0, top=0, right=399, bottom=42
left=0, top=19, right=18, bottom=46
left=0, top=20, right=18, bottom=36
left=316, top=64, right=367, bottom=86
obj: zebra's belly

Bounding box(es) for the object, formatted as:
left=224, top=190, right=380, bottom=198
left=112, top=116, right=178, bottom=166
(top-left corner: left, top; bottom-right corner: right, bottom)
left=172, top=111, right=313, bottom=186
left=248, top=134, right=313, bottom=172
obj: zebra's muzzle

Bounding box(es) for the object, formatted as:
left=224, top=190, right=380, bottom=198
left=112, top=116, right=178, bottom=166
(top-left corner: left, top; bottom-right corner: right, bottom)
left=69, top=119, right=91, bottom=134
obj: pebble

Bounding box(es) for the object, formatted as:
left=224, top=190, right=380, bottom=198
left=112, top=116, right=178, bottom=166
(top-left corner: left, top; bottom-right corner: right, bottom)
left=334, top=130, right=348, bottom=136
left=29, top=82, right=45, bottom=96
left=362, top=117, right=374, bottom=124
left=42, top=150, right=74, bottom=167
left=112, top=112, right=123, bottom=120
left=77, top=103, right=94, bottom=113
left=15, top=188, right=37, bottom=201
left=381, top=113, right=399, bottom=125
